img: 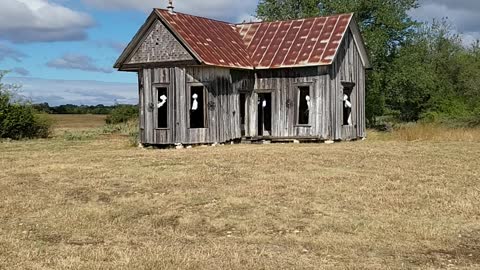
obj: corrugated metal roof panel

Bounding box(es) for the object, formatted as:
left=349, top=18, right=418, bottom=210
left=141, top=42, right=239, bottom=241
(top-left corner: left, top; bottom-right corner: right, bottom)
left=156, top=9, right=253, bottom=69
left=236, top=13, right=353, bottom=69
left=155, top=9, right=353, bottom=70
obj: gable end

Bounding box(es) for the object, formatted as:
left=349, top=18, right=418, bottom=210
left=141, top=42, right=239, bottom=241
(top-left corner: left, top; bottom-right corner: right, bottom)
left=126, top=19, right=194, bottom=65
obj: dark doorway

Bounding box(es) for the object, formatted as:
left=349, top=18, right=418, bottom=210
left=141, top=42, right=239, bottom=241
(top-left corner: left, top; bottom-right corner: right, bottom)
left=297, top=86, right=310, bottom=125
left=190, top=86, right=206, bottom=129
left=157, top=87, right=168, bottom=128
left=257, top=93, right=272, bottom=137
left=239, top=93, right=246, bottom=136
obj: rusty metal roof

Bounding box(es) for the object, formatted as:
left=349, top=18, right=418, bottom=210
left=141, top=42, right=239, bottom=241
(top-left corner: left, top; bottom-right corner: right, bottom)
left=122, top=10, right=355, bottom=70
left=156, top=9, right=253, bottom=69
left=236, top=13, right=353, bottom=69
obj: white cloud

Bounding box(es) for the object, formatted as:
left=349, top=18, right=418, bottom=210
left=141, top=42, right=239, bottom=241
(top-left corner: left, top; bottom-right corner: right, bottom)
left=3, top=76, right=137, bottom=106
left=47, top=54, right=113, bottom=74
left=0, top=43, right=27, bottom=62
left=12, top=67, right=30, bottom=76
left=82, top=0, right=258, bottom=22
left=410, top=0, right=480, bottom=44
left=0, top=0, right=94, bottom=43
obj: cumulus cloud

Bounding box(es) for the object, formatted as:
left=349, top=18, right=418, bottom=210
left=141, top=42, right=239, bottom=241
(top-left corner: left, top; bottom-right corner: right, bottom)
left=106, top=41, right=127, bottom=53
left=47, top=54, right=113, bottom=73
left=0, top=43, right=27, bottom=62
left=95, top=40, right=127, bottom=53
left=12, top=67, right=30, bottom=76
left=81, top=0, right=258, bottom=22
left=0, top=0, right=94, bottom=43
left=3, top=76, right=137, bottom=106
left=411, top=0, right=480, bottom=43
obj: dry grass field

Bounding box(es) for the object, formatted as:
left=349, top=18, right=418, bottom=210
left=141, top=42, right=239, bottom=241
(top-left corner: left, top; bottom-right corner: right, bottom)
left=1, top=115, right=479, bottom=269
left=49, top=114, right=107, bottom=130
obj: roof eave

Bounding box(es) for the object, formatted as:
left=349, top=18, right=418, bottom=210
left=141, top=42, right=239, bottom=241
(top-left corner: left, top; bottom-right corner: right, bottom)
left=254, top=62, right=332, bottom=70
left=348, top=17, right=371, bottom=69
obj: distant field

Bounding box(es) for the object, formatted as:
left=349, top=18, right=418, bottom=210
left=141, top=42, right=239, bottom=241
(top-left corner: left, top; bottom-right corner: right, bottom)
left=1, top=115, right=479, bottom=269
left=48, top=114, right=107, bottom=129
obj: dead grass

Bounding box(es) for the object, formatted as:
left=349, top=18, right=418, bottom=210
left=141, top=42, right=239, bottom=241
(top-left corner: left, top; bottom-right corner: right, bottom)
left=1, top=117, right=479, bottom=269
left=49, top=114, right=107, bottom=130
left=369, top=123, right=480, bottom=143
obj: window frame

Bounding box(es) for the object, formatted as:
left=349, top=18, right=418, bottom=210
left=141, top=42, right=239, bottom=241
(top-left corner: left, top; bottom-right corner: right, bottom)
left=187, top=83, right=208, bottom=129
left=341, top=82, right=356, bottom=127
left=294, top=83, right=313, bottom=127
left=153, top=83, right=171, bottom=130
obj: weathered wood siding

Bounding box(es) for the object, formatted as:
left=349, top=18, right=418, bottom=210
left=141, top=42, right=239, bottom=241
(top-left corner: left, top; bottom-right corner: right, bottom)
left=140, top=66, right=242, bottom=145
left=329, top=29, right=366, bottom=140
left=244, top=67, right=330, bottom=139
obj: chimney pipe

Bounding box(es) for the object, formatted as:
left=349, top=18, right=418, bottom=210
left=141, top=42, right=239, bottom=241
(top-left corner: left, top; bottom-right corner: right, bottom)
left=167, top=0, right=174, bottom=14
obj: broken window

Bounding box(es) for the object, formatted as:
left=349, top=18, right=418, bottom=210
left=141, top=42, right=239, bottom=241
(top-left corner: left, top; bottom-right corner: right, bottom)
left=342, top=84, right=354, bottom=126
left=190, top=86, right=206, bottom=128
left=297, top=86, right=311, bottom=125
left=157, top=87, right=168, bottom=128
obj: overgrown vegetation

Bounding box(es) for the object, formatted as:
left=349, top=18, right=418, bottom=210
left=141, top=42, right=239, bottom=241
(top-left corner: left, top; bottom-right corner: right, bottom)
left=257, top=0, right=480, bottom=127
left=105, top=104, right=138, bottom=124
left=0, top=72, right=51, bottom=140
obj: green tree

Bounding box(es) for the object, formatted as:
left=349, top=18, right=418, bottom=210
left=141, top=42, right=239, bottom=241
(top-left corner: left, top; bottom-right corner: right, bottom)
left=256, top=0, right=321, bottom=20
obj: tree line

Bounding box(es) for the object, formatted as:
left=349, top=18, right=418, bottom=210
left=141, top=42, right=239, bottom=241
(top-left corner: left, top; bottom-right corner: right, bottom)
left=257, top=0, right=480, bottom=127
left=32, top=103, right=137, bottom=115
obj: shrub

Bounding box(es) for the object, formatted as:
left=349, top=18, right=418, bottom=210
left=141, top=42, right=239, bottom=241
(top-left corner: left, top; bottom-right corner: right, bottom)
left=0, top=73, right=52, bottom=140
left=105, top=105, right=138, bottom=124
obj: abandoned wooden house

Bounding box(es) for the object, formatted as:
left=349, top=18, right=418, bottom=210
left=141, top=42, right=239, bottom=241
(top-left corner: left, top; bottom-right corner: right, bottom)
left=114, top=3, right=371, bottom=146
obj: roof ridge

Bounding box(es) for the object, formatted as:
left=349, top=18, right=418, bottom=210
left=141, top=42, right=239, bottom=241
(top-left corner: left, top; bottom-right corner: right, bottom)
left=155, top=8, right=234, bottom=25
left=235, top=12, right=354, bottom=26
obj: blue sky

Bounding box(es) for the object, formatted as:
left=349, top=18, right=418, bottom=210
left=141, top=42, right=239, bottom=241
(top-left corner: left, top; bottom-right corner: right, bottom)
left=1, top=0, right=478, bottom=106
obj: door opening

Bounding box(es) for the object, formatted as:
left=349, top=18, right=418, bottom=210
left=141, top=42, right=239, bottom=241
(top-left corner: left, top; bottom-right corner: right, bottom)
left=257, top=93, right=272, bottom=137
left=239, top=93, right=246, bottom=136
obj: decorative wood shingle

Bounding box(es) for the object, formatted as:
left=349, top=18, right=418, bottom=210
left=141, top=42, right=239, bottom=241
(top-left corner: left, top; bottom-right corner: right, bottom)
left=127, top=20, right=194, bottom=64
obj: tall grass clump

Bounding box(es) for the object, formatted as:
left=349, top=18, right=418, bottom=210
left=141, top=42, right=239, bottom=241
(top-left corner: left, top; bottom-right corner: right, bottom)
left=392, top=123, right=480, bottom=142
left=62, top=119, right=139, bottom=145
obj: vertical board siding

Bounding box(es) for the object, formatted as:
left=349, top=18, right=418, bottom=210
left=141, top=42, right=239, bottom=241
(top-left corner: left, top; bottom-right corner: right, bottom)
left=252, top=67, right=325, bottom=138
left=142, top=66, right=245, bottom=145
left=143, top=68, right=154, bottom=144
left=138, top=70, right=145, bottom=142
left=330, top=29, right=366, bottom=140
